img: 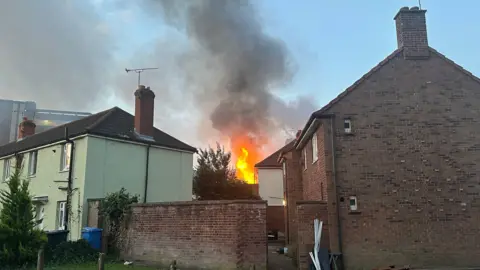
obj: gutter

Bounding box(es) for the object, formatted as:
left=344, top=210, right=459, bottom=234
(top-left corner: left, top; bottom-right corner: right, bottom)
left=143, top=144, right=151, bottom=203
left=64, top=127, right=75, bottom=233
left=328, top=116, right=343, bottom=255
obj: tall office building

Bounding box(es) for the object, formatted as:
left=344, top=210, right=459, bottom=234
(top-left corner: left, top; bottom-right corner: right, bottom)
left=0, top=99, right=91, bottom=146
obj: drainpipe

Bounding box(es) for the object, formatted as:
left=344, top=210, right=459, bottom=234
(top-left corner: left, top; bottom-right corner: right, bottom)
left=143, top=145, right=151, bottom=203
left=329, top=117, right=343, bottom=255
left=64, top=127, right=75, bottom=232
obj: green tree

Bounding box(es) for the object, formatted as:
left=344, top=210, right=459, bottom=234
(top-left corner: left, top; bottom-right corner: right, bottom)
left=0, top=154, right=46, bottom=267
left=193, top=143, right=261, bottom=200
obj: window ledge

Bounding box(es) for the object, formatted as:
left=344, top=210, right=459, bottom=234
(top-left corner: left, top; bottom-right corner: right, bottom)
left=348, top=210, right=362, bottom=215
left=54, top=180, right=69, bottom=183
left=344, top=133, right=355, bottom=136
left=312, top=158, right=318, bottom=164
left=59, top=169, right=70, bottom=173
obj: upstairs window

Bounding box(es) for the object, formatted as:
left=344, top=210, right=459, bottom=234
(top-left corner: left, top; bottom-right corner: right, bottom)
left=344, top=119, right=352, bottom=134
left=349, top=196, right=358, bottom=211
left=3, top=158, right=11, bottom=181
left=60, top=143, right=72, bottom=171
left=312, top=133, right=318, bottom=162
left=28, top=151, right=38, bottom=176
left=303, top=148, right=307, bottom=170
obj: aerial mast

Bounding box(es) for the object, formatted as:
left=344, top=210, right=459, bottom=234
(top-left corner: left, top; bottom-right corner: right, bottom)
left=125, top=67, right=159, bottom=86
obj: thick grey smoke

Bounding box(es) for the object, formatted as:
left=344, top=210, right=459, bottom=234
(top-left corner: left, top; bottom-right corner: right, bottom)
left=134, top=0, right=315, bottom=151
left=0, top=1, right=113, bottom=111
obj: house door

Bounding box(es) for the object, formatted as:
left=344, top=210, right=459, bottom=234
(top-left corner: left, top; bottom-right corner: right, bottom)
left=87, top=200, right=103, bottom=228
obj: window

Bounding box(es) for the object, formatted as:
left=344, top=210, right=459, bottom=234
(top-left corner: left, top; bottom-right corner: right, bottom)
left=349, top=196, right=358, bottom=211
left=312, top=134, right=318, bottom=162
left=57, top=201, right=66, bottom=230
left=282, top=161, right=286, bottom=177
left=344, top=119, right=352, bottom=134
left=3, top=158, right=11, bottom=181
left=303, top=148, right=307, bottom=170
left=60, top=143, right=72, bottom=171
left=28, top=151, right=38, bottom=176
left=36, top=205, right=45, bottom=230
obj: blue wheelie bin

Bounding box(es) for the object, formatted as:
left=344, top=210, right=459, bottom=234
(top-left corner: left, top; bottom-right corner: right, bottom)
left=81, top=227, right=103, bottom=250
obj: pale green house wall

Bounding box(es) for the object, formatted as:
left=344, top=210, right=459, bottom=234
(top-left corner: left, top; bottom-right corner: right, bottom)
left=0, top=134, right=194, bottom=241
left=0, top=136, right=88, bottom=240
left=81, top=136, right=194, bottom=230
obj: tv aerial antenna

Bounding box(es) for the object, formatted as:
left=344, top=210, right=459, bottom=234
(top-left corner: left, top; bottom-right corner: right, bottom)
left=125, top=67, right=159, bottom=86
left=418, top=0, right=422, bottom=10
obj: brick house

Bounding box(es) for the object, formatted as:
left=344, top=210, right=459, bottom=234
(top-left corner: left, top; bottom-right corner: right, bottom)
left=279, top=6, right=480, bottom=270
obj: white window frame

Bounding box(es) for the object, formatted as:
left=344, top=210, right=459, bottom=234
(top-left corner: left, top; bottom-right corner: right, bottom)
left=36, top=205, right=45, bottom=230
left=60, top=143, right=72, bottom=172
left=58, top=201, right=66, bottom=230
left=303, top=148, right=307, bottom=171
left=312, top=133, right=318, bottom=163
left=3, top=158, right=11, bottom=181
left=349, top=196, right=358, bottom=211
left=28, top=151, right=38, bottom=176
left=282, top=161, right=286, bottom=177
left=344, top=119, right=352, bottom=134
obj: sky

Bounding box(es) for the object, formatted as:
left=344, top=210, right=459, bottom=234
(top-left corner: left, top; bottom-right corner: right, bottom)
left=1, top=0, right=479, bottom=153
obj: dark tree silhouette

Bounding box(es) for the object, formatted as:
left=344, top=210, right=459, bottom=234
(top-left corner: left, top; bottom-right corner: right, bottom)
left=193, top=143, right=260, bottom=200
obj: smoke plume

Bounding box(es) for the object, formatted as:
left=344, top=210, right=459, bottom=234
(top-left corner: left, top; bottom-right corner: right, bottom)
left=133, top=0, right=315, bottom=153
left=0, top=1, right=114, bottom=111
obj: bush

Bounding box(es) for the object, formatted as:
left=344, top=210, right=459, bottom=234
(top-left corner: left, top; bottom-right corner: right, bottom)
left=100, top=188, right=139, bottom=255
left=45, top=239, right=97, bottom=265
left=0, top=155, right=47, bottom=268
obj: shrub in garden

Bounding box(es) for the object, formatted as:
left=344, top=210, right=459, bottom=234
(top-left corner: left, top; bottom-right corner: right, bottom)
left=45, top=239, right=98, bottom=265
left=0, top=155, right=47, bottom=267
left=100, top=187, right=139, bottom=255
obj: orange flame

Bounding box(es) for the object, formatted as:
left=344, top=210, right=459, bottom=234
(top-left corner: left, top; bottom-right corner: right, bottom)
left=231, top=136, right=262, bottom=184
left=235, top=147, right=255, bottom=184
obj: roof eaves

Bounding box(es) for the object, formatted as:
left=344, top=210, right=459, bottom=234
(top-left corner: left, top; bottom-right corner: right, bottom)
left=86, top=131, right=197, bottom=153
left=294, top=48, right=404, bottom=148
left=429, top=47, right=480, bottom=85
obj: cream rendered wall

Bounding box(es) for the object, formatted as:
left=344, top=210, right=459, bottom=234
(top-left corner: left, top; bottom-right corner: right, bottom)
left=82, top=136, right=194, bottom=227
left=0, top=137, right=88, bottom=240
left=258, top=168, right=284, bottom=206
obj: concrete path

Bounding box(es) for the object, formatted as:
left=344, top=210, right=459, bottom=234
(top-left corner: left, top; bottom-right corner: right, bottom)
left=268, top=242, right=296, bottom=270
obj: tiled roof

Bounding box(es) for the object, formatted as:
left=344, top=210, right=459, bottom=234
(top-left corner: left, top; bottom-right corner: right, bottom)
left=0, top=107, right=197, bottom=157
left=255, top=140, right=295, bottom=168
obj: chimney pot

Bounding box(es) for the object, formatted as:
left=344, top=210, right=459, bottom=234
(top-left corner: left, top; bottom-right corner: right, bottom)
left=18, top=118, right=36, bottom=140
left=394, top=6, right=429, bottom=59
left=134, top=85, right=156, bottom=138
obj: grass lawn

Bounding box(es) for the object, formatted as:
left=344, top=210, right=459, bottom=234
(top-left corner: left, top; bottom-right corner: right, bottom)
left=44, top=263, right=158, bottom=270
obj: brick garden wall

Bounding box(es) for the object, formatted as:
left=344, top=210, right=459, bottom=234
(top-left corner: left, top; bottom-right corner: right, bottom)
left=296, top=201, right=329, bottom=270
left=122, top=200, right=267, bottom=270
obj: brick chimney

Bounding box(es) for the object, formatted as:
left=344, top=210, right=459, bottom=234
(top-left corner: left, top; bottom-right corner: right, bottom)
left=134, top=85, right=156, bottom=138
left=394, top=6, right=429, bottom=59
left=18, top=117, right=36, bottom=140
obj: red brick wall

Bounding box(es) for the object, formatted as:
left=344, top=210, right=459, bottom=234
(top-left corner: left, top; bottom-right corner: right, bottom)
left=123, top=200, right=267, bottom=270
left=302, top=126, right=328, bottom=201
left=283, top=150, right=304, bottom=245
left=322, top=51, right=480, bottom=269
left=267, top=206, right=285, bottom=233
left=296, top=201, right=329, bottom=270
